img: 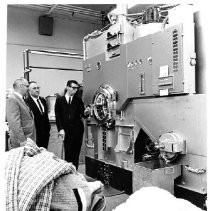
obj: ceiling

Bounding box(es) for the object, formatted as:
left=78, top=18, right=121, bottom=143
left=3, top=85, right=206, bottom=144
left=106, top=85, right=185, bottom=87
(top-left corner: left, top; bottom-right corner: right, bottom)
left=12, top=4, right=171, bottom=25
left=73, top=4, right=116, bottom=13
left=13, top=4, right=117, bottom=24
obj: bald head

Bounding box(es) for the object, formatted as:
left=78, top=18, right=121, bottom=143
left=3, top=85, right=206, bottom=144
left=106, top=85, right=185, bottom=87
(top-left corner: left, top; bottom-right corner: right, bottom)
left=13, top=78, right=28, bottom=89
left=13, top=77, right=29, bottom=96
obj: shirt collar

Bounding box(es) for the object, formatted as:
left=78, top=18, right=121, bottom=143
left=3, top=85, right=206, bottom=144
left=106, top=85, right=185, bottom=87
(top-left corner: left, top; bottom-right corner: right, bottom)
left=14, top=91, right=23, bottom=100
left=30, top=95, right=40, bottom=101
left=65, top=93, right=71, bottom=98
left=65, top=93, right=73, bottom=101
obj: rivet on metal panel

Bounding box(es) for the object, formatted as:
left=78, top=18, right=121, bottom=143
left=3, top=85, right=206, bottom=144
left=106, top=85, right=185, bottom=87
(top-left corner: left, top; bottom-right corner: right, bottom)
left=147, top=57, right=152, bottom=64
left=96, top=61, right=101, bottom=70
left=190, top=58, right=196, bottom=66
left=85, top=64, right=91, bottom=72
left=130, top=62, right=134, bottom=68
left=201, top=187, right=206, bottom=193
left=138, top=59, right=143, bottom=65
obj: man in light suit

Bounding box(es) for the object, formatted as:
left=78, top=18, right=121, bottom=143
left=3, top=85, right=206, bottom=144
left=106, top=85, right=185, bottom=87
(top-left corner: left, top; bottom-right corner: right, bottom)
left=6, top=77, right=36, bottom=149
left=25, top=81, right=50, bottom=149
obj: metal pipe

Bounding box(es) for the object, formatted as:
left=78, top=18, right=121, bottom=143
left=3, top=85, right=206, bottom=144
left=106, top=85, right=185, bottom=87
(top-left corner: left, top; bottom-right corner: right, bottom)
left=23, top=50, right=31, bottom=80
left=28, top=49, right=83, bottom=56
left=126, top=12, right=143, bottom=17
left=29, top=66, right=83, bottom=71
left=83, top=39, right=86, bottom=60
left=23, top=50, right=32, bottom=73
left=159, top=4, right=180, bottom=9
left=14, top=4, right=103, bottom=23
left=26, top=49, right=30, bottom=70
left=54, top=10, right=102, bottom=22
left=57, top=5, right=102, bottom=17
left=101, top=23, right=112, bottom=32
left=53, top=7, right=102, bottom=20
left=23, top=48, right=83, bottom=80
left=46, top=4, right=58, bottom=15
left=59, top=4, right=101, bottom=14
left=23, top=51, right=26, bottom=71
left=28, top=49, right=83, bottom=59
left=56, top=7, right=100, bottom=17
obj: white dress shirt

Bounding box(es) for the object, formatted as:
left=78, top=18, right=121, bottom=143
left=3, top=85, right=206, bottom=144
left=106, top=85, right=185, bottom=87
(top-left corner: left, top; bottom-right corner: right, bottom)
left=31, top=95, right=45, bottom=113
left=65, top=94, right=73, bottom=104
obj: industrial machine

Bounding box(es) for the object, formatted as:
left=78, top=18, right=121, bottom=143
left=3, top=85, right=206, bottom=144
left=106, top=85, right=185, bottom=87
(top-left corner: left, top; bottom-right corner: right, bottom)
left=83, top=4, right=207, bottom=209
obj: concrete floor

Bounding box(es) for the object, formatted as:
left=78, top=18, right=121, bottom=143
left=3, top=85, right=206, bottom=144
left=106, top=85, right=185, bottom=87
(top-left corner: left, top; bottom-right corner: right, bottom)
left=78, top=163, right=129, bottom=211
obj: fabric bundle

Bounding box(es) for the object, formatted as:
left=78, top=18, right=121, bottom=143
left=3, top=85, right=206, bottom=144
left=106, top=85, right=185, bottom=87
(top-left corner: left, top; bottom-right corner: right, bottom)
left=5, top=138, right=79, bottom=211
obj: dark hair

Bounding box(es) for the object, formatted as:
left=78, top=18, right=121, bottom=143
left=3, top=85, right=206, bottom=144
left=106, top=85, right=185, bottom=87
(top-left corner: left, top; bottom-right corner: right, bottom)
left=66, top=80, right=79, bottom=87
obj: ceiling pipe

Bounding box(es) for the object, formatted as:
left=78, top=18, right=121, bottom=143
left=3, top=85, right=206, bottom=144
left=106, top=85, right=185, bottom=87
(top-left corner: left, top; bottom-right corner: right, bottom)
left=54, top=10, right=102, bottom=22
left=15, top=4, right=102, bottom=18
left=46, top=4, right=58, bottom=15
left=57, top=5, right=101, bottom=17
left=64, top=5, right=101, bottom=13
left=14, top=4, right=105, bottom=24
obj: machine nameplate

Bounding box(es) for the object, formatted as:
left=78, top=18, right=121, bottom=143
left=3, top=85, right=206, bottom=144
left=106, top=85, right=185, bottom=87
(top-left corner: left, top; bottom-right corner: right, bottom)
left=158, top=76, right=173, bottom=86
left=165, top=167, right=175, bottom=175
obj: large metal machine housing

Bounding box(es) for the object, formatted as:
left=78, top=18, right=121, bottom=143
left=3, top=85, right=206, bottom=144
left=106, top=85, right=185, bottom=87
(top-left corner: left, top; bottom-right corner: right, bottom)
left=82, top=4, right=206, bottom=209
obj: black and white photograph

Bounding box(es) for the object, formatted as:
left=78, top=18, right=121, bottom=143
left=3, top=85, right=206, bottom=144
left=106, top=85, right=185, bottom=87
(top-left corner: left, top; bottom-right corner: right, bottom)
left=1, top=1, right=209, bottom=211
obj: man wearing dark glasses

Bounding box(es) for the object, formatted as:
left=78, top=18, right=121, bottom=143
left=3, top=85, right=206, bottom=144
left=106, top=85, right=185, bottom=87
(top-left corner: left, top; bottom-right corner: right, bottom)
left=55, top=80, right=90, bottom=170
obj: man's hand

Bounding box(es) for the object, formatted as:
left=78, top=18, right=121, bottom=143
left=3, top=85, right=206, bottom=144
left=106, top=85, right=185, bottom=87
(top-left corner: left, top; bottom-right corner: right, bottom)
left=58, top=129, right=65, bottom=141
left=84, top=106, right=91, bottom=116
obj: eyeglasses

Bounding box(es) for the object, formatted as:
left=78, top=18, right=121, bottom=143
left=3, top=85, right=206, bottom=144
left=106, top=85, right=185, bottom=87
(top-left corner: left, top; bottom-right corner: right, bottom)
left=23, top=84, right=29, bottom=88
left=71, top=86, right=79, bottom=90
left=32, top=87, right=40, bottom=90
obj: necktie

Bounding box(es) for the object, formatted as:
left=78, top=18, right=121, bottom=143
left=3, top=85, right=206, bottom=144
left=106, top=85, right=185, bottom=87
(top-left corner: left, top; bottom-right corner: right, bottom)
left=37, top=99, right=44, bottom=114
left=68, top=97, right=71, bottom=105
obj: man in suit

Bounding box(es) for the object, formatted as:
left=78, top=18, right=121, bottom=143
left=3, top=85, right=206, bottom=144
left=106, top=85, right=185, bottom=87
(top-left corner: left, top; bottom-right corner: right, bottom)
left=55, top=80, right=90, bottom=170
left=6, top=77, right=36, bottom=149
left=25, top=81, right=51, bottom=149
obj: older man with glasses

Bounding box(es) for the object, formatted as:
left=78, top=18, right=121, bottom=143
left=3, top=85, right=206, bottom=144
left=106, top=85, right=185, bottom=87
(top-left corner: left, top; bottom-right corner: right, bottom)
left=55, top=80, right=91, bottom=170
left=25, top=81, right=51, bottom=149
left=6, top=77, right=36, bottom=149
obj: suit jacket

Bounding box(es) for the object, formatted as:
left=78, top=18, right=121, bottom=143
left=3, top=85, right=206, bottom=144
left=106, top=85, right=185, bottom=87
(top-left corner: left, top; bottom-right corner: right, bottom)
left=25, top=95, right=51, bottom=140
left=6, top=93, right=36, bottom=148
left=54, top=95, right=86, bottom=133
